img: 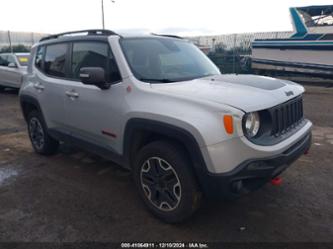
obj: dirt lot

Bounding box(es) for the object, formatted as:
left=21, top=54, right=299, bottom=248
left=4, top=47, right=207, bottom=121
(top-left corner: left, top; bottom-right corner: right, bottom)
left=0, top=86, right=332, bottom=242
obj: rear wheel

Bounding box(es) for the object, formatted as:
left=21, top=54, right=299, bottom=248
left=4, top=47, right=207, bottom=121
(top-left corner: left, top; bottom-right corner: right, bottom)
left=27, top=110, right=59, bottom=155
left=133, top=141, right=202, bottom=223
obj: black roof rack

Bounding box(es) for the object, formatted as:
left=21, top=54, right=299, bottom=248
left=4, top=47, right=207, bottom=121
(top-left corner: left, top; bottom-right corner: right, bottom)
left=151, top=33, right=183, bottom=39
left=40, top=29, right=120, bottom=42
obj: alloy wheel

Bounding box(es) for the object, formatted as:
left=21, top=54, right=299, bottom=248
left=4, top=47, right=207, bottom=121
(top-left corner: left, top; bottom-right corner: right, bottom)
left=29, top=117, right=45, bottom=150
left=140, top=157, right=181, bottom=211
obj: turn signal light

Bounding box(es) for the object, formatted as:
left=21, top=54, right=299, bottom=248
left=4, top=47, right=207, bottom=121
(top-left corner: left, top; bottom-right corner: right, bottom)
left=223, top=115, right=234, bottom=134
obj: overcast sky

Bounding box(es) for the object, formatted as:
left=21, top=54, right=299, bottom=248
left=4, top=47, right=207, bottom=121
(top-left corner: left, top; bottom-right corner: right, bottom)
left=1, top=0, right=332, bottom=35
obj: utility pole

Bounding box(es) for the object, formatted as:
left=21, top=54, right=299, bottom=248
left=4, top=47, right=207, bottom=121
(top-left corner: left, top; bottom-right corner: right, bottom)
left=101, top=0, right=105, bottom=29
left=7, top=31, right=13, bottom=53
left=233, top=34, right=237, bottom=74
left=101, top=0, right=115, bottom=29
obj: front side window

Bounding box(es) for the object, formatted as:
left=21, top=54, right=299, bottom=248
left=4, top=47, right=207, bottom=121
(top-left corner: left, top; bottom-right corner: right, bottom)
left=0, top=55, right=9, bottom=66
left=120, top=37, right=220, bottom=83
left=44, top=43, right=67, bottom=77
left=6, top=55, right=16, bottom=65
left=71, top=42, right=121, bottom=83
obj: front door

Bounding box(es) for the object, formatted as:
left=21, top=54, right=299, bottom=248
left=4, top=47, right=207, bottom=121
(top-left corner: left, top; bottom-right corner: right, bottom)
left=64, top=41, right=123, bottom=153
left=0, top=54, right=21, bottom=88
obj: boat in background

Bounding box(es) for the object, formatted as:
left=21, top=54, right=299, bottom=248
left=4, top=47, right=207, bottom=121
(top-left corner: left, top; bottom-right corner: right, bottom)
left=251, top=5, right=333, bottom=81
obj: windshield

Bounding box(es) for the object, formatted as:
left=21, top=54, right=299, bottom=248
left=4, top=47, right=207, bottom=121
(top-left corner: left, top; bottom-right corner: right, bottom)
left=120, top=37, right=220, bottom=83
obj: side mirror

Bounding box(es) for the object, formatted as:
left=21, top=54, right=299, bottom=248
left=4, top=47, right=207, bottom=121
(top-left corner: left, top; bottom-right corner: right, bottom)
left=8, top=62, right=17, bottom=68
left=79, top=67, right=109, bottom=89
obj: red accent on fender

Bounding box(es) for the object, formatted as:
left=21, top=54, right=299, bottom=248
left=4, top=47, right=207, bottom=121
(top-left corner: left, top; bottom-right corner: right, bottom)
left=271, top=177, right=282, bottom=186
left=101, top=130, right=117, bottom=138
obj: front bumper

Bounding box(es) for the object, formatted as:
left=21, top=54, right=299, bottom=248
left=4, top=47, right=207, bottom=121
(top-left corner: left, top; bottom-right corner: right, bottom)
left=198, top=131, right=311, bottom=199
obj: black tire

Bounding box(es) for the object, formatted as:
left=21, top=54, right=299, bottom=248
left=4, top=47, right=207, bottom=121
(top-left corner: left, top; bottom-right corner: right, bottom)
left=27, top=110, right=59, bottom=155
left=133, top=140, right=202, bottom=223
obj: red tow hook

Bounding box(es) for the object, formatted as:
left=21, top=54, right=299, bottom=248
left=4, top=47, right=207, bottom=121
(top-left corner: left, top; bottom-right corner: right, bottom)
left=271, top=177, right=282, bottom=186
left=304, top=149, right=309, bottom=155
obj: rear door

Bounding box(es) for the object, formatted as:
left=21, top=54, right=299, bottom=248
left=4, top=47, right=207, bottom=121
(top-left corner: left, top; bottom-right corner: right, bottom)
left=30, top=44, right=69, bottom=133
left=63, top=41, right=124, bottom=152
left=0, top=54, right=14, bottom=87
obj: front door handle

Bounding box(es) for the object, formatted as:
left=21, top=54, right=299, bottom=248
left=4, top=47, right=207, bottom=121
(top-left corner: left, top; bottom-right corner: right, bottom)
left=65, top=90, right=79, bottom=99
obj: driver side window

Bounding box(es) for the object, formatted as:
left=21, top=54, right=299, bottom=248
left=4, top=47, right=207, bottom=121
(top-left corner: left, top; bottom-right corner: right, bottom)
left=71, top=42, right=121, bottom=84
left=0, top=55, right=9, bottom=67
left=6, top=55, right=16, bottom=65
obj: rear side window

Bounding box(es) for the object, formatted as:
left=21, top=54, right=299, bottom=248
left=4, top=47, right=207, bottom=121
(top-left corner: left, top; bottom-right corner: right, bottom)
left=71, top=42, right=121, bottom=83
left=44, top=43, right=67, bottom=78
left=35, top=46, right=44, bottom=70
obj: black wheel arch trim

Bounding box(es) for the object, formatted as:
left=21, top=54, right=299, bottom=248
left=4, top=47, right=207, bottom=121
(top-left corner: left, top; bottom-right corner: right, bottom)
left=20, top=94, right=44, bottom=122
left=123, top=118, right=211, bottom=187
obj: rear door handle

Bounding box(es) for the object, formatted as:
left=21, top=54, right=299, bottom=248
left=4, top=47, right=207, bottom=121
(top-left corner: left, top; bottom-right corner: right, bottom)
left=33, top=83, right=44, bottom=91
left=65, top=90, right=79, bottom=99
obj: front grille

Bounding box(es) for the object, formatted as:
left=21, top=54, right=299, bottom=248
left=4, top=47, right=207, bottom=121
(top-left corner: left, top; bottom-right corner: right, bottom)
left=269, top=95, right=304, bottom=136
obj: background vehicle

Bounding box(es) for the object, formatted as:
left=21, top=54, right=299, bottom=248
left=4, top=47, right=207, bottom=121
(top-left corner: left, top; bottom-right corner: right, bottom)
left=0, top=52, right=29, bottom=90
left=252, top=5, right=333, bottom=80
left=19, top=30, right=312, bottom=223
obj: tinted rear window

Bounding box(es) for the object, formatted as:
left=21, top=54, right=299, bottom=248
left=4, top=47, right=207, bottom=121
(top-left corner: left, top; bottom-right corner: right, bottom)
left=35, top=46, right=44, bottom=70
left=44, top=44, right=67, bottom=77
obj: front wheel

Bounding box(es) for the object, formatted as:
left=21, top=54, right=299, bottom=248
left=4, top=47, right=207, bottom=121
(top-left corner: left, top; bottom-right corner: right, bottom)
left=133, top=141, right=202, bottom=223
left=27, top=110, right=59, bottom=155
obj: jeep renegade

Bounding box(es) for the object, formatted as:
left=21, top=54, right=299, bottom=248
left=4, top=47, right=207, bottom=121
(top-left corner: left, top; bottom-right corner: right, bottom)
left=19, top=30, right=312, bottom=223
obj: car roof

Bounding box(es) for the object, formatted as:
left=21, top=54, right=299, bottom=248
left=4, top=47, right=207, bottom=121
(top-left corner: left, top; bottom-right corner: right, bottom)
left=15, top=53, right=30, bottom=56
left=117, top=33, right=183, bottom=39
left=0, top=52, right=30, bottom=56
left=38, top=35, right=110, bottom=46
left=37, top=29, right=184, bottom=46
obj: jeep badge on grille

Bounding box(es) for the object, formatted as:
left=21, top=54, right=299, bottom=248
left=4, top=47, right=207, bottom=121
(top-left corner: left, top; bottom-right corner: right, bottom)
left=285, top=91, right=294, bottom=96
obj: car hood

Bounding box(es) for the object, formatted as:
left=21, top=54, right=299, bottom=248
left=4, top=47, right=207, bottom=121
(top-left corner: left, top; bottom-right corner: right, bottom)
left=150, top=74, right=304, bottom=112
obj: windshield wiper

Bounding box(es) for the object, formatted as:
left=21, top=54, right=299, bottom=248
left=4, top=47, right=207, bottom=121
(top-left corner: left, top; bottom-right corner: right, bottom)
left=194, top=74, right=220, bottom=80
left=139, top=78, right=177, bottom=83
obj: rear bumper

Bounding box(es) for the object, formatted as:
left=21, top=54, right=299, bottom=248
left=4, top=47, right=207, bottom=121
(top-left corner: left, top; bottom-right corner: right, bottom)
left=198, top=131, right=311, bottom=199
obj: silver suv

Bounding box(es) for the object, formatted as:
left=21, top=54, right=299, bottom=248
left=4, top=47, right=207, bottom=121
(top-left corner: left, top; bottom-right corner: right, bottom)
left=19, top=30, right=312, bottom=223
left=0, top=53, right=29, bottom=89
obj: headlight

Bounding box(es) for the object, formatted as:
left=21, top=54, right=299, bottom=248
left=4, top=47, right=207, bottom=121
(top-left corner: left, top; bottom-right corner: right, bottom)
left=244, top=112, right=260, bottom=138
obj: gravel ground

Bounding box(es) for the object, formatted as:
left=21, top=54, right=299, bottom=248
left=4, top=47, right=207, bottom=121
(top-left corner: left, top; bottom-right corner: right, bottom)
left=0, top=86, right=332, bottom=242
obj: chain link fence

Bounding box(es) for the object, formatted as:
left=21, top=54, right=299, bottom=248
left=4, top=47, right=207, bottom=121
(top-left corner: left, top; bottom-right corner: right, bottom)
left=189, top=31, right=293, bottom=74
left=0, top=31, right=46, bottom=52
left=1, top=30, right=294, bottom=74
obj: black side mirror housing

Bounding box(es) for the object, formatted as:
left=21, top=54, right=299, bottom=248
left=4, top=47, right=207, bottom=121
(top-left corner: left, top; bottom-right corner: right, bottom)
left=79, top=67, right=109, bottom=89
